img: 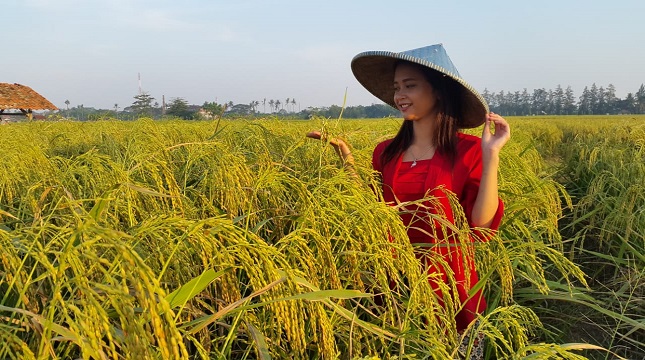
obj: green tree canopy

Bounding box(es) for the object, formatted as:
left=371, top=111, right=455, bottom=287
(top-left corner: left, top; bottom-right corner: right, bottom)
left=130, top=92, right=155, bottom=117
left=201, top=101, right=224, bottom=119
left=166, top=98, right=194, bottom=119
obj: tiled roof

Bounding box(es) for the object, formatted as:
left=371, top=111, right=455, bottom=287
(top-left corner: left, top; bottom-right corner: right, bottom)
left=0, top=83, right=58, bottom=110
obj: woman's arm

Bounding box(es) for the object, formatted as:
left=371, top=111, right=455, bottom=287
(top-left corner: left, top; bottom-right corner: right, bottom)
left=471, top=113, right=510, bottom=228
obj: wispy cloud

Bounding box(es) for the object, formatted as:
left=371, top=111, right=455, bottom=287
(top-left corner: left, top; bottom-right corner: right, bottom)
left=84, top=43, right=120, bottom=57
left=132, top=9, right=198, bottom=32
left=295, top=44, right=350, bottom=66
left=24, top=0, right=82, bottom=10
left=105, top=2, right=238, bottom=41
left=20, top=0, right=243, bottom=44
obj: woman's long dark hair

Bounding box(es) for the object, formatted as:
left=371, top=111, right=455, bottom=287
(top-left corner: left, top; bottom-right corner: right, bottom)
left=380, top=60, right=466, bottom=167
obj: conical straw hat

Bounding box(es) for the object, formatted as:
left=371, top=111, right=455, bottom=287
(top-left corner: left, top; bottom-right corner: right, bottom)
left=351, top=44, right=488, bottom=128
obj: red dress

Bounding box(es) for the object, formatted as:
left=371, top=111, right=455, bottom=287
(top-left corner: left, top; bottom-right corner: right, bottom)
left=372, top=133, right=504, bottom=332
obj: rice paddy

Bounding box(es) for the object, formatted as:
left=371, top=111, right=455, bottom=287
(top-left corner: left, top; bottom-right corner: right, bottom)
left=1, top=115, right=643, bottom=359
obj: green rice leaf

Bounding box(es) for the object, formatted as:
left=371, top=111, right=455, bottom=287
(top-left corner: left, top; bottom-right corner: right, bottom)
left=165, top=267, right=232, bottom=309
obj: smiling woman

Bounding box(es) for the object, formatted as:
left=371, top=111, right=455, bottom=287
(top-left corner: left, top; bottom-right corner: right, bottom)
left=309, top=43, right=510, bottom=359
left=393, top=62, right=441, bottom=123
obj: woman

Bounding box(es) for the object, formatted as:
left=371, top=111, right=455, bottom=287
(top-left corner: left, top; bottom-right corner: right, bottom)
left=308, top=44, right=510, bottom=356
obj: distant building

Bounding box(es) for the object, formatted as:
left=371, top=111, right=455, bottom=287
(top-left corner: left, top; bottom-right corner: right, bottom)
left=0, top=83, right=58, bottom=122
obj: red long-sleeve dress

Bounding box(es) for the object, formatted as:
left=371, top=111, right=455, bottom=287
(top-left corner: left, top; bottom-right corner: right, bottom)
left=372, top=132, right=504, bottom=332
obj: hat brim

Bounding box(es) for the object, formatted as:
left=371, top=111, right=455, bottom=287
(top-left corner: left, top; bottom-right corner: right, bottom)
left=351, top=51, right=488, bottom=128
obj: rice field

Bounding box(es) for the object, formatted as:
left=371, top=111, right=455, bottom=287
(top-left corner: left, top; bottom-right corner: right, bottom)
left=0, top=115, right=643, bottom=359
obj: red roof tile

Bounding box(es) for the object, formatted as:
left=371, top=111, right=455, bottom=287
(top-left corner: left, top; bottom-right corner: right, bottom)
left=0, top=83, right=58, bottom=110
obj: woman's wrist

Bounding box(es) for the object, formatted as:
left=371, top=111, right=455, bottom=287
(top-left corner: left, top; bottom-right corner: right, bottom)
left=481, top=147, right=500, bottom=164
left=481, top=152, right=500, bottom=178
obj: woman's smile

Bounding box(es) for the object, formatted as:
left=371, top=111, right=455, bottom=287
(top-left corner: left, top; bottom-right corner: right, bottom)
left=393, top=62, right=438, bottom=121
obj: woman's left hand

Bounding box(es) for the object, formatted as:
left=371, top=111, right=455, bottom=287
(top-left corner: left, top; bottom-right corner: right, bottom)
left=481, top=112, right=510, bottom=156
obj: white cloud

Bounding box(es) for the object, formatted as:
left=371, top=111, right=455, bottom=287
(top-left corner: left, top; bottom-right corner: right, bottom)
left=24, top=0, right=82, bottom=10
left=295, top=44, right=349, bottom=66
left=134, top=9, right=199, bottom=32
left=103, top=2, right=238, bottom=41
left=84, top=43, right=119, bottom=57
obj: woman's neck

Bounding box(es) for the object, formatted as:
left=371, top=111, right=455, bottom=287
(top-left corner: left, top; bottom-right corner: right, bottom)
left=410, top=115, right=437, bottom=147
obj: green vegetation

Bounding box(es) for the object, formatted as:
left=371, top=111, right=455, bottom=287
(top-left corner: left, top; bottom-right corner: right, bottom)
left=52, top=82, right=645, bottom=121
left=0, top=116, right=643, bottom=359
left=484, top=84, right=645, bottom=115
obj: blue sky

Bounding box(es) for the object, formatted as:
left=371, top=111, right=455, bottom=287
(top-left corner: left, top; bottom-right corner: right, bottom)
left=3, top=0, right=644, bottom=111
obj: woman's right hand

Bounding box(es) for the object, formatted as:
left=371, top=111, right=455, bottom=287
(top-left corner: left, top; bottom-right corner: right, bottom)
left=306, top=131, right=354, bottom=164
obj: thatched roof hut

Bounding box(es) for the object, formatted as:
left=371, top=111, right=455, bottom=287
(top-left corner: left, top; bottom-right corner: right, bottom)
left=0, top=83, right=58, bottom=120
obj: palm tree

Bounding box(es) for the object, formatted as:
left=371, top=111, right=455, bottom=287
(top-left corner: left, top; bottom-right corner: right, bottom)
left=263, top=98, right=267, bottom=113
left=64, top=99, right=70, bottom=117
left=286, top=98, right=290, bottom=112
left=275, top=100, right=281, bottom=112
left=249, top=100, right=260, bottom=114
left=291, top=98, right=296, bottom=112
left=269, top=99, right=275, bottom=113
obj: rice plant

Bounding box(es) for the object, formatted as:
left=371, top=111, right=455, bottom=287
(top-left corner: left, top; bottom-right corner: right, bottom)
left=1, top=116, right=640, bottom=359
left=511, top=116, right=645, bottom=359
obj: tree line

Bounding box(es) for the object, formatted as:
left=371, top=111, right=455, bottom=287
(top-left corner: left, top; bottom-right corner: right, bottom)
left=59, top=94, right=399, bottom=120
left=55, top=82, right=645, bottom=121
left=484, top=83, right=645, bottom=116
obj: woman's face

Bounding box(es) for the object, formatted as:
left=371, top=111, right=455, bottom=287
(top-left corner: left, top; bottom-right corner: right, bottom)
left=393, top=62, right=439, bottom=121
